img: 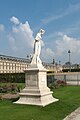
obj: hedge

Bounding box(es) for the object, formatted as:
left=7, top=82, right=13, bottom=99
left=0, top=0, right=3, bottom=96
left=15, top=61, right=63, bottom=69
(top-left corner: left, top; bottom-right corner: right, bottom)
left=62, top=68, right=80, bottom=72
left=0, top=73, right=25, bottom=83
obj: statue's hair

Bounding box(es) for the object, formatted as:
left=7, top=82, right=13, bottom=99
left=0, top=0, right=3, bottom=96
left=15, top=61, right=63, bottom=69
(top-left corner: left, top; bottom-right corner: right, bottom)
left=39, top=29, right=45, bottom=34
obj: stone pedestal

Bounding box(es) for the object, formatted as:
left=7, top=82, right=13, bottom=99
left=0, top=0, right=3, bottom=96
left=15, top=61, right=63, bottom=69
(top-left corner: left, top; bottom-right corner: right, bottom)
left=15, top=67, right=58, bottom=106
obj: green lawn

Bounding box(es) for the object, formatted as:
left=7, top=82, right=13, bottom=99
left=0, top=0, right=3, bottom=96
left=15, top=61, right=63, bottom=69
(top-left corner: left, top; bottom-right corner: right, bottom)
left=0, top=86, right=80, bottom=120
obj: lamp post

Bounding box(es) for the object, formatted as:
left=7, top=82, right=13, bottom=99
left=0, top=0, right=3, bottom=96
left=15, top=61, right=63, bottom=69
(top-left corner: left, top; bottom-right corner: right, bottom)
left=68, top=50, right=71, bottom=72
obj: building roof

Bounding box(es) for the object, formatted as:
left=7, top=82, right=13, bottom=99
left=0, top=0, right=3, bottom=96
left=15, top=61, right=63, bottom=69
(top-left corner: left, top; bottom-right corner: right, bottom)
left=0, top=54, right=30, bottom=63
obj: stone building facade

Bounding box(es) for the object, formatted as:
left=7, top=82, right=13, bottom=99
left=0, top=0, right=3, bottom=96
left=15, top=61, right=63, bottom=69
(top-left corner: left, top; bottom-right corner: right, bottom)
left=0, top=55, right=30, bottom=73
left=0, top=54, right=58, bottom=73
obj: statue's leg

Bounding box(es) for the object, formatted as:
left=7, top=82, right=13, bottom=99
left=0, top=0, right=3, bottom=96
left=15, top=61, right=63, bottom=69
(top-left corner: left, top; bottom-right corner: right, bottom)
left=37, top=41, right=41, bottom=57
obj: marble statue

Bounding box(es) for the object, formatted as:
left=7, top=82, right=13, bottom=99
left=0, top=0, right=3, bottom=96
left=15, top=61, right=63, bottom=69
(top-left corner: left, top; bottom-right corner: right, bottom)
left=31, top=29, right=45, bottom=66
left=14, top=28, right=58, bottom=106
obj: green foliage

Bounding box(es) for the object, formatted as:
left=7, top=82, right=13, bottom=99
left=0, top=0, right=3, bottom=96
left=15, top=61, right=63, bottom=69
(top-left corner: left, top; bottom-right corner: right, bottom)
left=0, top=73, right=25, bottom=83
left=62, top=68, right=80, bottom=72
left=0, top=86, right=80, bottom=120
left=0, top=83, right=25, bottom=94
left=47, top=76, right=66, bottom=90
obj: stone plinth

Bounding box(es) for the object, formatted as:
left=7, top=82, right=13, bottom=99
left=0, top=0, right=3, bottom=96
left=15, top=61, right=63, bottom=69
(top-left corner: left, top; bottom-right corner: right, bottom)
left=15, top=67, right=58, bottom=106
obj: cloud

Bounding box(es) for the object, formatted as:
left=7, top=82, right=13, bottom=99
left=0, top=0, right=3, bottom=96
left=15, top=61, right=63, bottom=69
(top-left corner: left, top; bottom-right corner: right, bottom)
left=0, top=24, right=5, bottom=31
left=61, top=20, right=80, bottom=37
left=43, top=32, right=80, bottom=63
left=0, top=15, right=80, bottom=64
left=33, top=2, right=80, bottom=31
left=55, top=33, right=80, bottom=63
left=10, top=16, right=20, bottom=25
left=12, top=26, right=19, bottom=33
left=46, top=48, right=55, bottom=56
left=0, top=16, right=46, bottom=60
left=56, top=34, right=80, bottom=53
left=41, top=3, right=80, bottom=25
left=41, top=48, right=55, bottom=62
left=8, top=17, right=34, bottom=57
left=8, top=36, right=17, bottom=51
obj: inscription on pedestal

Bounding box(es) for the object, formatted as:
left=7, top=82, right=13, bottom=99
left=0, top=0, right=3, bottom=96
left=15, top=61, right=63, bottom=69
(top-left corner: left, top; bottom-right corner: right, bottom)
left=26, top=71, right=38, bottom=86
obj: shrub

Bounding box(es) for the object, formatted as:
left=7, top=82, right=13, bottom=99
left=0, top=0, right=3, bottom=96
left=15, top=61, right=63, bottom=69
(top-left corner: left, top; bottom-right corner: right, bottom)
left=0, top=84, right=20, bottom=93
left=0, top=73, right=25, bottom=83
left=57, top=80, right=66, bottom=86
left=48, top=80, right=66, bottom=90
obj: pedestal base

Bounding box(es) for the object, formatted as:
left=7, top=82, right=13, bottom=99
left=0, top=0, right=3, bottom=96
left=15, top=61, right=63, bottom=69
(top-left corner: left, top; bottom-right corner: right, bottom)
left=14, top=88, right=58, bottom=106
left=14, top=67, right=58, bottom=106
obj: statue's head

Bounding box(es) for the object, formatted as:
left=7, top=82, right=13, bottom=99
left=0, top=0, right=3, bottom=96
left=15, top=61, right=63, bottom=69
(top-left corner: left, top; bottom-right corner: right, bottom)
left=40, top=29, right=45, bottom=35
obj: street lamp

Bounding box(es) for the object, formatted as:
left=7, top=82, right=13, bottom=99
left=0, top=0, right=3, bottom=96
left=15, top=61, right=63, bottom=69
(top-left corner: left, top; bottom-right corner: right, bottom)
left=68, top=50, right=71, bottom=72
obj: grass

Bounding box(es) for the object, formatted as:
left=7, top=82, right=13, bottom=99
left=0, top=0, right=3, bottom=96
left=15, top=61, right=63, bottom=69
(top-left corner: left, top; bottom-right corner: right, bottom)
left=0, top=86, right=80, bottom=120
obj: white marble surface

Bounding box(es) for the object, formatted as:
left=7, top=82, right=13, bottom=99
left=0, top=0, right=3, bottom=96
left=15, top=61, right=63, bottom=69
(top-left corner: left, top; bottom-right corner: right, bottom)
left=15, top=67, right=58, bottom=106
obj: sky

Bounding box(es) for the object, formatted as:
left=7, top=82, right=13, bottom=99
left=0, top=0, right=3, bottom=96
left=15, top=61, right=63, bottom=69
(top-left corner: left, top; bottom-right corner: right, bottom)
left=0, top=0, right=80, bottom=64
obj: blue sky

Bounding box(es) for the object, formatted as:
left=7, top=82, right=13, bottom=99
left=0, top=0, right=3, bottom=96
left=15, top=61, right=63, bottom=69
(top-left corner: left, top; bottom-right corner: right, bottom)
left=0, top=0, right=80, bottom=64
